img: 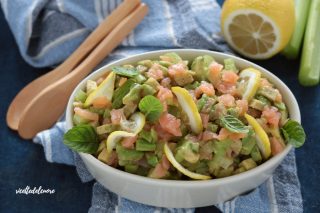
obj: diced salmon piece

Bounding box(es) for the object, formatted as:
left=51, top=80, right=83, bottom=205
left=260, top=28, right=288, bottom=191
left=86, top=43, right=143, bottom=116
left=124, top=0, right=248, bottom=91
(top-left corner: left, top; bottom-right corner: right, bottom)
left=201, top=130, right=219, bottom=141
left=195, top=81, right=215, bottom=98
left=157, top=86, right=173, bottom=111
left=110, top=109, right=125, bottom=125
left=236, top=99, right=248, bottom=115
left=159, top=113, right=182, bottom=136
left=74, top=107, right=99, bottom=122
left=146, top=64, right=164, bottom=81
left=260, top=78, right=273, bottom=88
left=168, top=63, right=193, bottom=86
left=222, top=71, right=239, bottom=84
left=149, top=163, right=167, bottom=179
left=92, top=96, right=111, bottom=109
left=218, top=94, right=235, bottom=107
left=154, top=124, right=174, bottom=141
left=210, top=103, right=227, bottom=120
left=161, top=155, right=171, bottom=170
left=270, top=136, right=285, bottom=156
left=275, top=89, right=282, bottom=102
left=208, top=62, right=223, bottom=86
left=217, top=128, right=246, bottom=141
left=121, top=135, right=138, bottom=149
left=216, top=82, right=237, bottom=95
left=200, top=113, right=210, bottom=129
left=262, top=106, right=281, bottom=127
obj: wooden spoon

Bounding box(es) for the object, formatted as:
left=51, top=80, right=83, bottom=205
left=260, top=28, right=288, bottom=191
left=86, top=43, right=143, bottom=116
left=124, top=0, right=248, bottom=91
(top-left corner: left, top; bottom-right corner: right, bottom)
left=18, top=3, right=148, bottom=139
left=6, top=0, right=140, bottom=130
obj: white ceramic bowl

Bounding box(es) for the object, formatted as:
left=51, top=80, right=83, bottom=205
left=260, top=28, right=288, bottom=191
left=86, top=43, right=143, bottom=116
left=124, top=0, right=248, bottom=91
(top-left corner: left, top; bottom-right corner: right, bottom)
left=66, top=49, right=300, bottom=208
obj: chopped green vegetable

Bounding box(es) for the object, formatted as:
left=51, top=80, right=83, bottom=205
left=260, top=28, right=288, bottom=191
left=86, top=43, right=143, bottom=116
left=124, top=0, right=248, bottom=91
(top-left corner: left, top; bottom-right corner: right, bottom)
left=282, top=0, right=311, bottom=59
left=160, top=52, right=183, bottom=64
left=74, top=89, right=87, bottom=103
left=175, top=139, right=200, bottom=164
left=191, top=55, right=214, bottom=81
left=240, top=130, right=256, bottom=155
left=63, top=124, right=99, bottom=154
left=197, top=95, right=208, bottom=112
left=146, top=154, right=158, bottom=167
left=96, top=123, right=118, bottom=135
left=249, top=99, right=266, bottom=111
left=73, top=114, right=90, bottom=126
left=139, top=129, right=157, bottom=143
left=206, top=122, right=218, bottom=133
left=239, top=158, right=257, bottom=170
left=138, top=95, right=163, bottom=122
left=136, top=139, right=156, bottom=151
left=224, top=58, right=238, bottom=73
left=257, top=87, right=278, bottom=102
left=111, top=66, right=139, bottom=77
left=281, top=119, right=306, bottom=148
left=298, top=0, right=320, bottom=86
left=122, top=83, right=142, bottom=105
left=250, top=145, right=262, bottom=163
left=208, top=139, right=233, bottom=173
left=124, top=164, right=139, bottom=173
left=220, top=114, right=249, bottom=134
left=274, top=102, right=286, bottom=111
left=116, top=145, right=144, bottom=161
left=112, top=79, right=135, bottom=108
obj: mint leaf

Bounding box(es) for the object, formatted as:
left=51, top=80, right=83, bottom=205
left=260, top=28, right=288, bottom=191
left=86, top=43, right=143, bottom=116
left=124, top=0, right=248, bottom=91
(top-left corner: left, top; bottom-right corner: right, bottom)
left=138, top=95, right=163, bottom=122
left=63, top=124, right=99, bottom=154
left=112, top=79, right=135, bottom=108
left=111, top=66, right=139, bottom=77
left=281, top=119, right=306, bottom=148
left=220, top=115, right=249, bottom=134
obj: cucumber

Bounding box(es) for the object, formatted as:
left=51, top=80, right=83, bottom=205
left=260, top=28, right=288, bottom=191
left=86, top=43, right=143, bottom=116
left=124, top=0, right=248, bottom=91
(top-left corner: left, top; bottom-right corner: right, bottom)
left=298, top=0, right=320, bottom=86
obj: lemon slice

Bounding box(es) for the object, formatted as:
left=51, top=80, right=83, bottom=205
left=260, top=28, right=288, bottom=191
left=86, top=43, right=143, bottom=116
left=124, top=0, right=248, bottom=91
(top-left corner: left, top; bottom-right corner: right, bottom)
left=106, top=131, right=136, bottom=153
left=239, top=68, right=261, bottom=101
left=163, top=143, right=211, bottom=180
left=244, top=113, right=271, bottom=159
left=221, top=0, right=295, bottom=59
left=106, top=112, right=145, bottom=152
left=84, top=72, right=116, bottom=107
left=171, top=87, right=203, bottom=134
left=120, top=112, right=146, bottom=134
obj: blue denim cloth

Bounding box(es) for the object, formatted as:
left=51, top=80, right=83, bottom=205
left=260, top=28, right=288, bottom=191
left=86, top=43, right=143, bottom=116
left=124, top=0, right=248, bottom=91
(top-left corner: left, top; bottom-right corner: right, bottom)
left=1, top=0, right=303, bottom=212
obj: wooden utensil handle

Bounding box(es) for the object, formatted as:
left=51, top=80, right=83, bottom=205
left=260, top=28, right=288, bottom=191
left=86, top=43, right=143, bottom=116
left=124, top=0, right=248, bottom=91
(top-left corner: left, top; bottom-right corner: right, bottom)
left=68, top=3, right=148, bottom=82
left=54, top=0, right=140, bottom=75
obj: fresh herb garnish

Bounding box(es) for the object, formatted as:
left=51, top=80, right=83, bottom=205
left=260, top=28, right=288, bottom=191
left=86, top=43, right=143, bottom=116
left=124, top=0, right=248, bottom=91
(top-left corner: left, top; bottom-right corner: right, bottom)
left=220, top=114, right=249, bottom=134
left=138, top=95, right=163, bottom=122
left=281, top=119, right=306, bottom=148
left=112, top=79, right=135, bottom=108
left=63, top=124, right=99, bottom=154
left=111, top=66, right=139, bottom=77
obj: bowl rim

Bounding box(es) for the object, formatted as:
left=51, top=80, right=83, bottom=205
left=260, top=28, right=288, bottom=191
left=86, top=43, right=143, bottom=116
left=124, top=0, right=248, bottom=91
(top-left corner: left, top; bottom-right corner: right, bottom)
left=66, top=49, right=300, bottom=187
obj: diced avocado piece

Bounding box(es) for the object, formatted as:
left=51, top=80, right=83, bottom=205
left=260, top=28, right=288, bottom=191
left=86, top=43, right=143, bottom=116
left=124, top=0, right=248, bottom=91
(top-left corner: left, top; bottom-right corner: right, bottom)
left=97, top=148, right=113, bottom=164
left=159, top=60, right=173, bottom=68
left=137, top=60, right=154, bottom=68
left=122, top=103, right=137, bottom=118
left=184, top=81, right=201, bottom=90
left=112, top=79, right=136, bottom=109
left=146, top=154, right=158, bottom=167
left=191, top=55, right=214, bottom=81
left=240, top=132, right=256, bottom=155
left=239, top=158, right=257, bottom=170
left=136, top=139, right=156, bottom=151
left=86, top=80, right=97, bottom=94
left=96, top=124, right=118, bottom=135
left=250, top=145, right=262, bottom=163
left=116, top=145, right=144, bottom=161
left=136, top=64, right=148, bottom=73
left=280, top=109, right=288, bottom=127
left=206, top=122, right=218, bottom=133
left=160, top=52, right=183, bottom=64
left=173, top=70, right=194, bottom=86
left=208, top=139, right=233, bottom=174
left=122, top=83, right=141, bottom=105
left=144, top=77, right=160, bottom=91
left=124, top=164, right=139, bottom=173
left=255, top=95, right=271, bottom=106
left=75, top=89, right=87, bottom=103
left=224, top=58, right=238, bottom=73
left=139, top=129, right=157, bottom=143
left=274, top=102, right=286, bottom=111
left=73, top=114, right=90, bottom=126
left=175, top=139, right=200, bottom=164
left=133, top=74, right=146, bottom=84
left=227, top=107, right=240, bottom=117
left=88, top=107, right=105, bottom=115
left=257, top=87, right=278, bottom=102
left=168, top=105, right=181, bottom=117
left=141, top=84, right=156, bottom=96
left=249, top=99, right=266, bottom=111
left=233, top=167, right=246, bottom=174
left=197, top=94, right=208, bottom=112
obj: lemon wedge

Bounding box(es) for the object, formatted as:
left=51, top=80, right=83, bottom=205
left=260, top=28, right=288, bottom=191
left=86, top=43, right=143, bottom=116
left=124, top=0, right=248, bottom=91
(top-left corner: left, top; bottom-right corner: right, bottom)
left=239, top=68, right=261, bottom=101
left=106, top=112, right=145, bottom=153
left=84, top=72, right=116, bottom=107
left=171, top=87, right=203, bottom=134
left=244, top=113, right=271, bottom=159
left=120, top=112, right=146, bottom=134
left=163, top=143, right=211, bottom=180
left=221, top=0, right=295, bottom=59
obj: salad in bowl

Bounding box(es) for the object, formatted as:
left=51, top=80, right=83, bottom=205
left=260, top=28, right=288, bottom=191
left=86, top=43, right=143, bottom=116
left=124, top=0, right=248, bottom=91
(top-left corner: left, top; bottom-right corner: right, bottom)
left=64, top=52, right=305, bottom=181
